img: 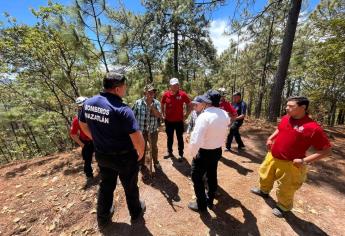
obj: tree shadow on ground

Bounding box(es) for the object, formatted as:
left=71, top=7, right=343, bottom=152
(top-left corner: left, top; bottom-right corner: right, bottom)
left=142, top=168, right=181, bottom=211
left=234, top=150, right=264, bottom=164
left=200, top=186, right=260, bottom=236
left=302, top=146, right=345, bottom=195
left=170, top=155, right=192, bottom=178
left=263, top=196, right=328, bottom=236
left=101, top=220, right=153, bottom=236
left=3, top=156, right=57, bottom=178
left=219, top=156, right=253, bottom=175
left=63, top=164, right=84, bottom=176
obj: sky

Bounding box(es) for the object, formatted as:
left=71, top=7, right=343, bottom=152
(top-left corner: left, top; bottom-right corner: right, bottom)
left=0, top=0, right=321, bottom=55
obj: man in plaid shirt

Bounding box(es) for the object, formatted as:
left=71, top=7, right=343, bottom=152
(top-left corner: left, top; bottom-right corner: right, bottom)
left=133, top=84, right=162, bottom=171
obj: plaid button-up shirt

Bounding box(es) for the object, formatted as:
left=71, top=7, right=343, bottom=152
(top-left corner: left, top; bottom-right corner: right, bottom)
left=132, top=97, right=161, bottom=133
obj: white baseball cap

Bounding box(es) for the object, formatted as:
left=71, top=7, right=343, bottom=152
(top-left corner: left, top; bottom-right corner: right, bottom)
left=169, top=78, right=179, bottom=85
left=75, top=96, right=88, bottom=106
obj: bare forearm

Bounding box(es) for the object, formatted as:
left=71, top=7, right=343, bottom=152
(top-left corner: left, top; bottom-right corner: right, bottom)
left=79, top=121, right=92, bottom=139
left=70, top=134, right=83, bottom=146
left=268, top=129, right=279, bottom=141
left=161, top=105, right=166, bottom=119
left=304, top=148, right=331, bottom=164
left=236, top=114, right=245, bottom=120
left=150, top=106, right=161, bottom=118
left=129, top=131, right=145, bottom=160
left=184, top=104, right=191, bottom=120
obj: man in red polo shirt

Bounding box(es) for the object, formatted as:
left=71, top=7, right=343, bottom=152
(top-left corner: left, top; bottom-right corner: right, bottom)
left=251, top=96, right=331, bottom=217
left=161, top=78, right=191, bottom=161
left=218, top=88, right=237, bottom=120
left=70, top=96, right=95, bottom=187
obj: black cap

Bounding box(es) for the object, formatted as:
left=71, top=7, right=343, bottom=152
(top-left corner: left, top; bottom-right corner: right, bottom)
left=192, top=95, right=210, bottom=104
left=199, top=90, right=221, bottom=107
left=103, top=72, right=126, bottom=89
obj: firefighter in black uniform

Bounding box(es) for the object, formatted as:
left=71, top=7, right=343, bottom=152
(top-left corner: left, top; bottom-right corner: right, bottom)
left=79, top=72, right=146, bottom=228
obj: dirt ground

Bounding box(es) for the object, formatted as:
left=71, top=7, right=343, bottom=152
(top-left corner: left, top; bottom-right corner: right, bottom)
left=0, top=120, right=344, bottom=236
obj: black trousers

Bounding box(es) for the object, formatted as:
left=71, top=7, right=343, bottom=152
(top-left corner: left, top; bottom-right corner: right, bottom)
left=191, top=148, right=222, bottom=209
left=95, top=150, right=141, bottom=221
left=226, top=120, right=245, bottom=149
left=81, top=141, right=94, bottom=177
left=165, top=120, right=184, bottom=156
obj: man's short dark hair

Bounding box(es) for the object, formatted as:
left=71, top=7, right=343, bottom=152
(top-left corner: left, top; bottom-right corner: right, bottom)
left=103, top=72, right=126, bottom=89
left=233, top=92, right=241, bottom=97
left=287, top=96, right=309, bottom=110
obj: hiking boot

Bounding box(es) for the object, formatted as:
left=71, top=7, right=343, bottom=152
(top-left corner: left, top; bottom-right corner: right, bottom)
left=154, top=163, right=162, bottom=170
left=131, top=200, right=146, bottom=224
left=250, top=187, right=269, bottom=198
left=272, top=207, right=285, bottom=218
left=206, top=198, right=214, bottom=210
left=84, top=176, right=94, bottom=188
left=97, top=205, right=114, bottom=230
left=164, top=152, right=173, bottom=159
left=188, top=201, right=206, bottom=212
left=177, top=155, right=184, bottom=162
left=238, top=145, right=246, bottom=151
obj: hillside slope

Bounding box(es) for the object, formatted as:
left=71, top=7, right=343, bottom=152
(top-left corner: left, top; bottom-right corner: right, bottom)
left=1, top=122, right=344, bottom=235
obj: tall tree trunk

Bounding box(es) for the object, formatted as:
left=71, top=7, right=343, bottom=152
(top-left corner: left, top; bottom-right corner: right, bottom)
left=268, top=0, right=302, bottom=122
left=337, top=109, right=344, bottom=125
left=328, top=101, right=336, bottom=126
left=173, top=27, right=179, bottom=77
left=90, top=1, right=109, bottom=72
left=248, top=89, right=254, bottom=116
left=233, top=34, right=240, bottom=93
left=147, top=57, right=153, bottom=83
left=23, top=123, right=42, bottom=154
left=255, top=13, right=275, bottom=118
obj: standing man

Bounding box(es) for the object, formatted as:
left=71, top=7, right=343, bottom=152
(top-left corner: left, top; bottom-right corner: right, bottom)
left=251, top=96, right=331, bottom=217
left=133, top=84, right=162, bottom=172
left=225, top=92, right=247, bottom=151
left=218, top=88, right=237, bottom=121
left=186, top=96, right=207, bottom=142
left=70, top=96, right=95, bottom=186
left=161, top=77, right=191, bottom=161
left=79, top=72, right=146, bottom=228
left=188, top=90, right=230, bottom=212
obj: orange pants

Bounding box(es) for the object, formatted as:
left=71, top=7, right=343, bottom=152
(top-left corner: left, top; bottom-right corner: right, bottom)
left=259, top=152, right=307, bottom=211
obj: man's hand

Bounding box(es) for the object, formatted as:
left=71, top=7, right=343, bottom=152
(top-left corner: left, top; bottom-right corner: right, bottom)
left=266, top=139, right=273, bottom=150
left=186, top=134, right=190, bottom=143
left=293, top=158, right=304, bottom=168
left=137, top=152, right=143, bottom=161
left=129, top=131, right=145, bottom=161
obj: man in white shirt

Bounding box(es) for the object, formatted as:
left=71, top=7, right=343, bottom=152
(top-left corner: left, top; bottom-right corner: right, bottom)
left=188, top=90, right=230, bottom=212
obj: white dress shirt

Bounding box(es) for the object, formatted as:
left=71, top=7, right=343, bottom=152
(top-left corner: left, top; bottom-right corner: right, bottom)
left=189, top=106, right=230, bottom=157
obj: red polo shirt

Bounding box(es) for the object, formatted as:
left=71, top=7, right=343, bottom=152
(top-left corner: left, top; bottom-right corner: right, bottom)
left=219, top=100, right=237, bottom=117
left=271, top=115, right=331, bottom=161
left=161, top=90, right=191, bottom=122
left=70, top=116, right=91, bottom=141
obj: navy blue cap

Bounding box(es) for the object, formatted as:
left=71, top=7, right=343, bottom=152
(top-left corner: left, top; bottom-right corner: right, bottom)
left=200, top=90, right=221, bottom=107
left=192, top=95, right=210, bottom=104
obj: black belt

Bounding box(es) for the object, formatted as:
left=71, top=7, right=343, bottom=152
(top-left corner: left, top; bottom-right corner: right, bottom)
left=81, top=139, right=92, bottom=144
left=96, top=149, right=133, bottom=156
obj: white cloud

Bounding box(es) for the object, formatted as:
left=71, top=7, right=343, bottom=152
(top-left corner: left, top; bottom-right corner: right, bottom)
left=209, top=19, right=251, bottom=55
left=209, top=19, right=232, bottom=55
